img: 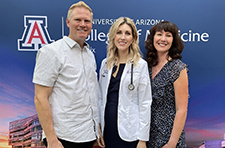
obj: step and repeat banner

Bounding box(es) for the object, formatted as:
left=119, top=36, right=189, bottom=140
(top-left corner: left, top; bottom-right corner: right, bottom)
left=0, top=0, right=225, bottom=147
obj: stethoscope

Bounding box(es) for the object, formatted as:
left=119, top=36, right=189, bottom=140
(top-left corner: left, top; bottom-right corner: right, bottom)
left=102, top=61, right=135, bottom=91
left=128, top=61, right=135, bottom=91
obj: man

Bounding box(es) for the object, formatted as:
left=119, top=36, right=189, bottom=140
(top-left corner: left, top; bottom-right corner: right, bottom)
left=33, top=1, right=99, bottom=148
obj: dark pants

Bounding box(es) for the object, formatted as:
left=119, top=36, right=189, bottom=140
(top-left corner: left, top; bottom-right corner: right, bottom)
left=43, top=138, right=95, bottom=148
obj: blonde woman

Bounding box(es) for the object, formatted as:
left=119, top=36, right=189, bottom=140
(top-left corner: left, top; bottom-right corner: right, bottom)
left=97, top=17, right=152, bottom=148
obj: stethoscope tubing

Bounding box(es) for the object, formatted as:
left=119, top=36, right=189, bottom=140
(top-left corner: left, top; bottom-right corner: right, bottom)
left=128, top=61, right=135, bottom=91
left=102, top=61, right=135, bottom=91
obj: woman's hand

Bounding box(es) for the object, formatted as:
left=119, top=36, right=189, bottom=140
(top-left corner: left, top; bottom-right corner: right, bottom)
left=97, top=123, right=105, bottom=148
left=97, top=136, right=105, bottom=148
left=137, top=140, right=146, bottom=148
left=162, top=142, right=176, bottom=148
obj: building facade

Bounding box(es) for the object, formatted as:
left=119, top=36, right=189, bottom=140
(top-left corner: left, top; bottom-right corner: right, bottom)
left=222, top=134, right=225, bottom=148
left=199, top=133, right=225, bottom=148
left=8, top=114, right=45, bottom=148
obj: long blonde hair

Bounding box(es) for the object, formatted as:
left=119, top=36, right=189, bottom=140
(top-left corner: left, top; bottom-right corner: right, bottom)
left=107, top=17, right=141, bottom=69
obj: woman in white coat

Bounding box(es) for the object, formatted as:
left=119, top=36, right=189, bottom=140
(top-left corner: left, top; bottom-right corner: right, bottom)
left=97, top=17, right=152, bottom=148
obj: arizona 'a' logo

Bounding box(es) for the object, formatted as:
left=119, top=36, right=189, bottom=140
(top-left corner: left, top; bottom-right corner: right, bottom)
left=18, top=16, right=54, bottom=51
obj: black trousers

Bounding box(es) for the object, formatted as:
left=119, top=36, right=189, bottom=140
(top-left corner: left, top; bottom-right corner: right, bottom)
left=43, top=138, right=95, bottom=148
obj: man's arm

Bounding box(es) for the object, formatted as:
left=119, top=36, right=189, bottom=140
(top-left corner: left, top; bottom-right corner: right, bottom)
left=34, top=84, right=63, bottom=148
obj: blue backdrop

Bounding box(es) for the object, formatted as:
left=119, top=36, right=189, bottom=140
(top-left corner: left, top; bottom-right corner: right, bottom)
left=0, top=0, right=225, bottom=147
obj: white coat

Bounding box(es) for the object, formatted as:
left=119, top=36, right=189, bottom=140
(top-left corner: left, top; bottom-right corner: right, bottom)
left=98, top=58, right=152, bottom=142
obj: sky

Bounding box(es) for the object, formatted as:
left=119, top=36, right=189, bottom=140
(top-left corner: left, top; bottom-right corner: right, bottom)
left=0, top=44, right=37, bottom=147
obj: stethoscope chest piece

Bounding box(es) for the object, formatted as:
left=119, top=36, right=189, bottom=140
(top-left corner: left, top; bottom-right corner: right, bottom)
left=128, top=83, right=135, bottom=90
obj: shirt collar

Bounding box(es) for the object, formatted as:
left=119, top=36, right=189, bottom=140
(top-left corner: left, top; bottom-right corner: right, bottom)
left=63, top=36, right=89, bottom=50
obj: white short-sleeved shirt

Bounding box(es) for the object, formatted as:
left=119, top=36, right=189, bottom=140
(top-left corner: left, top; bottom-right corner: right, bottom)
left=33, top=36, right=99, bottom=142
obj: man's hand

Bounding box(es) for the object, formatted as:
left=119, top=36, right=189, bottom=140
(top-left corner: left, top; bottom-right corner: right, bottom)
left=47, top=138, right=64, bottom=148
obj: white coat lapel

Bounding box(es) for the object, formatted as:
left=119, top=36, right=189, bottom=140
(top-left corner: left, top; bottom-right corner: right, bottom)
left=107, top=67, right=112, bottom=85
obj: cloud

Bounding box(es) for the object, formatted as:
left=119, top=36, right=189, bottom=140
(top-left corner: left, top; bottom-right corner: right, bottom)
left=185, top=118, right=225, bottom=147
left=0, top=102, right=37, bottom=136
left=186, top=115, right=225, bottom=130
left=0, top=81, right=34, bottom=104
left=186, top=127, right=222, bottom=140
left=0, top=134, right=11, bottom=148
left=0, top=103, right=36, bottom=119
left=0, top=136, right=8, bottom=143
